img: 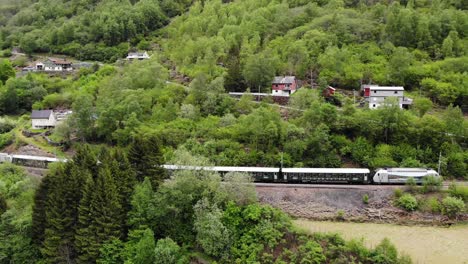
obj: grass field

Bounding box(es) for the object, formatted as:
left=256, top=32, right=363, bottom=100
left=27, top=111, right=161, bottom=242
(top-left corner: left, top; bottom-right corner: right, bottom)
left=295, top=220, right=468, bottom=264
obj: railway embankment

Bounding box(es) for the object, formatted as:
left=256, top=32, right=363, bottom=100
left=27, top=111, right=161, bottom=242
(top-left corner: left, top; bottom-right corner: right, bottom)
left=256, top=184, right=468, bottom=225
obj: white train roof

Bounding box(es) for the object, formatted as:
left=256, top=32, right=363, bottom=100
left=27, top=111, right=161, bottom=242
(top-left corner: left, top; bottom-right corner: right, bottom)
left=282, top=168, right=370, bottom=174
left=163, top=165, right=369, bottom=174
left=11, top=154, right=61, bottom=162
left=162, top=165, right=279, bottom=173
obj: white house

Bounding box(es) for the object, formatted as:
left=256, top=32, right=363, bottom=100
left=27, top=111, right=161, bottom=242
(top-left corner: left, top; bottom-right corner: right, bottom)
left=362, top=85, right=412, bottom=109
left=36, top=58, right=73, bottom=72
left=31, top=110, right=57, bottom=129
left=126, top=52, right=150, bottom=60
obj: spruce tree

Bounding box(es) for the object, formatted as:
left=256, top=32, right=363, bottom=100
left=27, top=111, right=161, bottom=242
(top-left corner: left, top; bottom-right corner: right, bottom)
left=73, top=144, right=97, bottom=174
left=111, top=149, right=137, bottom=235
left=128, top=135, right=167, bottom=188
left=40, top=169, right=75, bottom=263
left=76, top=166, right=122, bottom=263
left=75, top=173, right=96, bottom=263
left=32, top=170, right=54, bottom=246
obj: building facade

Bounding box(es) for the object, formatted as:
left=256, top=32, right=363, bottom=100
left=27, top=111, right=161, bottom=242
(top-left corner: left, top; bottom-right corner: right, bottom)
left=36, top=58, right=73, bottom=72
left=31, top=110, right=57, bottom=129
left=362, top=85, right=412, bottom=109
left=126, top=52, right=150, bottom=60
left=272, top=76, right=298, bottom=96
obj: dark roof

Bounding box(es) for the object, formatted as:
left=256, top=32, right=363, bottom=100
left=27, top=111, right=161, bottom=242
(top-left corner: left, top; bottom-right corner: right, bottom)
left=272, top=76, right=296, bottom=84
left=45, top=58, right=72, bottom=65
left=31, top=110, right=53, bottom=119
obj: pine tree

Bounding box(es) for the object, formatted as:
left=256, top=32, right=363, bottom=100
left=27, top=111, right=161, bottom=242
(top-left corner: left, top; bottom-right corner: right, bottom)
left=128, top=135, right=167, bottom=188
left=76, top=166, right=123, bottom=263
left=40, top=169, right=75, bottom=263
left=73, top=144, right=97, bottom=174
left=75, top=173, right=96, bottom=263
left=111, top=148, right=137, bottom=237
left=32, top=171, right=54, bottom=246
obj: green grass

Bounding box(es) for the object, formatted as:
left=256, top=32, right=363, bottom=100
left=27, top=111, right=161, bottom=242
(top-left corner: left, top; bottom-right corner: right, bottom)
left=11, top=120, right=66, bottom=158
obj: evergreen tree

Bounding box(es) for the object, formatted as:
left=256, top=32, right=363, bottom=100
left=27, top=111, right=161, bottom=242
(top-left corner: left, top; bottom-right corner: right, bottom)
left=128, top=135, right=167, bottom=188
left=111, top=148, right=137, bottom=237
left=32, top=171, right=54, bottom=246
left=76, top=166, right=122, bottom=263
left=75, top=173, right=96, bottom=263
left=40, top=169, right=75, bottom=263
left=132, top=228, right=156, bottom=264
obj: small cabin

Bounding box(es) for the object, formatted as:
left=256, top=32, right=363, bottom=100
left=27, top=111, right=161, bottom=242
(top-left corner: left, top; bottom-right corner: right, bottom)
left=31, top=110, right=57, bottom=129
left=272, top=76, right=298, bottom=96
left=36, top=58, right=73, bottom=72
left=126, top=52, right=150, bottom=60
left=323, top=86, right=336, bottom=97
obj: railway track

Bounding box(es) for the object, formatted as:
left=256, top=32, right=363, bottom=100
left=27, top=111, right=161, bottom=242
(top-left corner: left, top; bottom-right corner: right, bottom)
left=254, top=182, right=466, bottom=190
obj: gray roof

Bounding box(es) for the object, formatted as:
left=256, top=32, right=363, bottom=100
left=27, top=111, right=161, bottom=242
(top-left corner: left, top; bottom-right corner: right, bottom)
left=272, top=76, right=296, bottom=84
left=31, top=110, right=53, bottom=119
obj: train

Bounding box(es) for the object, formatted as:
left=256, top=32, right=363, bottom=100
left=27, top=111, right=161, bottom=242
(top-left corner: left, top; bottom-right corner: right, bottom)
left=0, top=153, right=440, bottom=184
left=162, top=165, right=440, bottom=184
left=0, top=153, right=65, bottom=168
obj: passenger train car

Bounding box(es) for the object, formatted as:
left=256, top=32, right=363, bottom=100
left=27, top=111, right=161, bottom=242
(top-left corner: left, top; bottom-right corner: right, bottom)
left=0, top=153, right=440, bottom=184
left=0, top=153, right=64, bottom=168
left=162, top=165, right=438, bottom=184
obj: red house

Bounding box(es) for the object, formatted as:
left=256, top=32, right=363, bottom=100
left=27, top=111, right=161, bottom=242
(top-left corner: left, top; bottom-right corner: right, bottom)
left=272, top=76, right=297, bottom=96
left=323, top=86, right=336, bottom=97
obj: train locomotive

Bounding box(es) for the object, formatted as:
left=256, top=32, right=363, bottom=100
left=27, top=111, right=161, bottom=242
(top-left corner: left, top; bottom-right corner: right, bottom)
left=0, top=153, right=440, bottom=184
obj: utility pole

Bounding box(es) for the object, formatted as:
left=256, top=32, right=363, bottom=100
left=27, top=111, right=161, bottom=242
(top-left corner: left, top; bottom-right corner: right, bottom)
left=437, top=151, right=442, bottom=175
left=280, top=152, right=283, bottom=169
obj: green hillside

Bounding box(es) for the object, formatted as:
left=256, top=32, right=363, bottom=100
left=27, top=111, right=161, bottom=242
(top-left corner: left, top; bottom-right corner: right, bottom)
left=0, top=0, right=467, bottom=263
left=0, top=0, right=466, bottom=177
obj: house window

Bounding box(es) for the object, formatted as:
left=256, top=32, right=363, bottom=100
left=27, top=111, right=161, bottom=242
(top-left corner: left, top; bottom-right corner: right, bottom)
left=374, top=90, right=377, bottom=93
left=275, top=84, right=278, bottom=88
left=373, top=104, right=376, bottom=107
left=394, top=91, right=398, bottom=94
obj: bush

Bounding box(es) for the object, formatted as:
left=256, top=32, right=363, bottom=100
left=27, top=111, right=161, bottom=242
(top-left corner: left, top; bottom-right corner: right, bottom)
left=154, top=238, right=184, bottom=264
left=448, top=183, right=468, bottom=202
left=441, top=196, right=465, bottom=219
left=428, top=197, right=441, bottom=213
left=336, top=210, right=345, bottom=221
left=405, top=177, right=417, bottom=192
left=394, top=188, right=403, bottom=199
left=370, top=238, right=398, bottom=264
left=396, top=194, right=418, bottom=211
left=362, top=194, right=369, bottom=204
left=422, top=176, right=442, bottom=193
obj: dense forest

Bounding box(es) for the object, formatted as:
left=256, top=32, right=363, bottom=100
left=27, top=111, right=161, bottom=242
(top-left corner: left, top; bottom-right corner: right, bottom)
left=0, top=0, right=466, bottom=177
left=0, top=0, right=467, bottom=262
left=0, top=145, right=413, bottom=263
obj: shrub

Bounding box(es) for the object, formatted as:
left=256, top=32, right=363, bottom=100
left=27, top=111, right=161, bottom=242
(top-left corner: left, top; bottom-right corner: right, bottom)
left=394, top=188, right=403, bottom=199
left=396, top=194, right=418, bottom=211
left=441, top=196, right=465, bottom=219
left=362, top=194, right=369, bottom=204
left=336, top=210, right=345, bottom=221
left=428, top=197, right=441, bottom=213
left=370, top=238, right=398, bottom=264
left=405, top=177, right=417, bottom=192
left=154, top=237, right=184, bottom=264
left=422, top=176, right=442, bottom=193
left=448, top=183, right=468, bottom=202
